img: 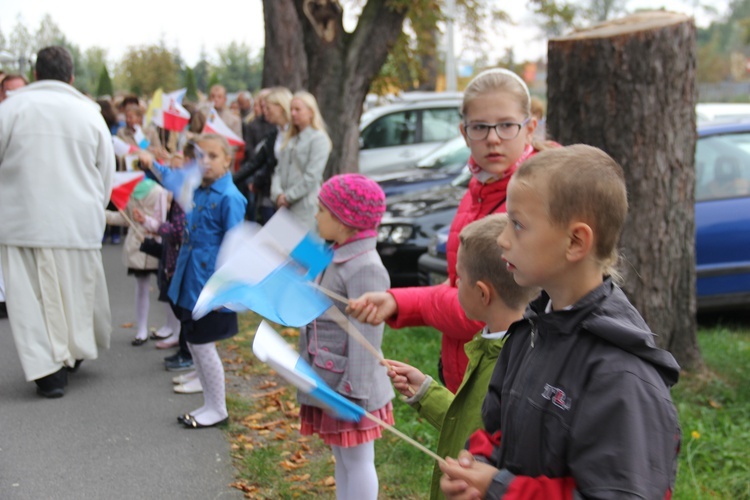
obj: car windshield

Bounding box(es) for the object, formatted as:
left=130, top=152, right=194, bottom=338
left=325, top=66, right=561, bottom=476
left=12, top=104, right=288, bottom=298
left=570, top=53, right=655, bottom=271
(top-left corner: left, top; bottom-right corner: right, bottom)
left=416, top=136, right=468, bottom=170
left=696, top=132, right=750, bottom=201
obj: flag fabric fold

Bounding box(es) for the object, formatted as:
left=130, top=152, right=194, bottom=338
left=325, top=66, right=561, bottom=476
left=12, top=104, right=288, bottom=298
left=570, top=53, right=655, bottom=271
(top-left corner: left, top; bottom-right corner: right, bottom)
left=153, top=88, right=191, bottom=131
left=192, top=209, right=333, bottom=325
left=133, top=125, right=150, bottom=150
left=112, top=135, right=138, bottom=156
left=203, top=107, right=245, bottom=147
left=159, top=147, right=204, bottom=213
left=253, top=321, right=366, bottom=422
left=111, top=171, right=146, bottom=210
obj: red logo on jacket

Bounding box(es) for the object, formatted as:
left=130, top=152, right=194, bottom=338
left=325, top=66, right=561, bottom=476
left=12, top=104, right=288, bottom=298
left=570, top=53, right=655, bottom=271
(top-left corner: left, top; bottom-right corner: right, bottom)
left=542, top=383, right=572, bottom=410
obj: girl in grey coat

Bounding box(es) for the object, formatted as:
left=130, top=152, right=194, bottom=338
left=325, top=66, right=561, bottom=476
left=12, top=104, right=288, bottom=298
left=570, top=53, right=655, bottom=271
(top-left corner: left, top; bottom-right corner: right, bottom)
left=298, top=174, right=394, bottom=500
left=270, top=91, right=331, bottom=230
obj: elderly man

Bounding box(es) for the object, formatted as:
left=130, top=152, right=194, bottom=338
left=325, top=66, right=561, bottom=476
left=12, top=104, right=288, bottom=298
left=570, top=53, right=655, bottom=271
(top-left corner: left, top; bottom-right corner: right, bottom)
left=0, top=46, right=115, bottom=398
left=208, top=84, right=242, bottom=137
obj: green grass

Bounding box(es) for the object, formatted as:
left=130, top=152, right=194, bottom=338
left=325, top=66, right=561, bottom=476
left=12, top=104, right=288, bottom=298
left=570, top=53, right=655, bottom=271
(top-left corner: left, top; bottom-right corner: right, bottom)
left=672, top=324, right=750, bottom=499
left=223, top=313, right=750, bottom=499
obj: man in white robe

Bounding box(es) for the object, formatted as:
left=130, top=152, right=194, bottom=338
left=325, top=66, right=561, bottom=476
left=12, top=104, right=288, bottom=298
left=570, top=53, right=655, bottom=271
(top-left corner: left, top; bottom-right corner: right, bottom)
left=0, top=45, right=115, bottom=398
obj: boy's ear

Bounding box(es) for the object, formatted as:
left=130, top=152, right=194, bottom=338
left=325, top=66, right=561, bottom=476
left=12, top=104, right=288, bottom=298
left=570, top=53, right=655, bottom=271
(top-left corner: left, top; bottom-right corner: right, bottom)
left=566, top=222, right=594, bottom=262
left=475, top=280, right=492, bottom=306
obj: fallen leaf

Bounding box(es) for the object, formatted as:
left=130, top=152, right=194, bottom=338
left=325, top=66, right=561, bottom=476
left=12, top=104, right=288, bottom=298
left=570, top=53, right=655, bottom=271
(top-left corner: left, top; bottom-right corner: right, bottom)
left=120, top=322, right=134, bottom=328
left=708, top=399, right=722, bottom=409
left=323, top=476, right=336, bottom=487
left=289, top=474, right=311, bottom=482
left=258, top=380, right=278, bottom=390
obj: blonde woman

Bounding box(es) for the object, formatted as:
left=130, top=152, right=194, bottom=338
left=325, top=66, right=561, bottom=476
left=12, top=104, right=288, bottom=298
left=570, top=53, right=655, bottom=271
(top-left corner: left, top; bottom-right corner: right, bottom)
left=270, top=91, right=332, bottom=230
left=233, top=87, right=292, bottom=223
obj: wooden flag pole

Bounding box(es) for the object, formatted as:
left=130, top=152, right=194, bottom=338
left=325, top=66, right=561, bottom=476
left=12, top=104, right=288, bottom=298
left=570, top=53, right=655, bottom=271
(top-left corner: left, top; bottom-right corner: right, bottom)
left=365, top=411, right=445, bottom=464
left=117, top=209, right=144, bottom=239
left=324, top=304, right=416, bottom=396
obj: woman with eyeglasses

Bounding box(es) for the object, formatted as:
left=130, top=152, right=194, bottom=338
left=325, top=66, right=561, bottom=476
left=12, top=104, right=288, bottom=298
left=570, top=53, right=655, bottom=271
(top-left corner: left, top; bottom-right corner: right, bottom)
left=348, top=68, right=558, bottom=393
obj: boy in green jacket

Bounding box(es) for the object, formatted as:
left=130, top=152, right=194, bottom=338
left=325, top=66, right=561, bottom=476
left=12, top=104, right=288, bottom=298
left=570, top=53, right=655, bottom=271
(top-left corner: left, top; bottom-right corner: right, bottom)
left=386, top=213, right=538, bottom=499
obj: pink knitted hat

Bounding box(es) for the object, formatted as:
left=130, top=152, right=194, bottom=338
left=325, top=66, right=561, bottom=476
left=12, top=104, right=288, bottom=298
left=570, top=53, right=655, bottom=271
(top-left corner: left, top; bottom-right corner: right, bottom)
left=318, top=174, right=386, bottom=230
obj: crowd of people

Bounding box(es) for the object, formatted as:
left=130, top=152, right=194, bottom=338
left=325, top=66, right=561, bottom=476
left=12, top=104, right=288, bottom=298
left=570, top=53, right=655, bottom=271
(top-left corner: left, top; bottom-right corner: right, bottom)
left=0, top=46, right=682, bottom=499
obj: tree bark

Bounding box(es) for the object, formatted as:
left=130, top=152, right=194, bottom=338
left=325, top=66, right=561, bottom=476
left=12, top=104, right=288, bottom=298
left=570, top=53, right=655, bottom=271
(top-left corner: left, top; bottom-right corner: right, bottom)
left=547, top=11, right=702, bottom=371
left=259, top=0, right=408, bottom=177
left=262, top=0, right=308, bottom=90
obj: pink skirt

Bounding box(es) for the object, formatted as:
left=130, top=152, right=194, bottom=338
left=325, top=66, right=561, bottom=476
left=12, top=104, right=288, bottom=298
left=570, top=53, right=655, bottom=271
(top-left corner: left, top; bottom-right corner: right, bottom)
left=299, top=402, right=395, bottom=447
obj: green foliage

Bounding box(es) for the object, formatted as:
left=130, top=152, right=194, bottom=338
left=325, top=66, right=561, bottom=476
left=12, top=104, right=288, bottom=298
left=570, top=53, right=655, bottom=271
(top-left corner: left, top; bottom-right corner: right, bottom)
left=184, top=67, right=199, bottom=103
left=117, top=44, right=180, bottom=97
left=207, top=71, right=220, bottom=90
left=96, top=65, right=113, bottom=97
left=215, top=42, right=263, bottom=92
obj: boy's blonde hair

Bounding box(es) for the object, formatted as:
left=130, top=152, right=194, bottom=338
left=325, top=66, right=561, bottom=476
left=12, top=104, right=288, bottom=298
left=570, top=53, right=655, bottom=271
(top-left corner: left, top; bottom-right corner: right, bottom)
left=459, top=214, right=539, bottom=310
left=514, top=144, right=628, bottom=277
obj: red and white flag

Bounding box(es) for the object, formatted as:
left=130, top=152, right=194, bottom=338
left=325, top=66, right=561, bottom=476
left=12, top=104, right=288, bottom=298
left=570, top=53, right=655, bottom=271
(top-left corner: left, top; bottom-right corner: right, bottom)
left=110, top=171, right=145, bottom=210
left=203, top=107, right=245, bottom=147
left=153, top=88, right=191, bottom=132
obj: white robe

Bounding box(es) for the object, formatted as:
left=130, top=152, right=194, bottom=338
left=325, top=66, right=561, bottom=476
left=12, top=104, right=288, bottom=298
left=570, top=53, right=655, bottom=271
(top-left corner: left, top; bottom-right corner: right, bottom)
left=1, top=247, right=111, bottom=381
left=0, top=80, right=115, bottom=381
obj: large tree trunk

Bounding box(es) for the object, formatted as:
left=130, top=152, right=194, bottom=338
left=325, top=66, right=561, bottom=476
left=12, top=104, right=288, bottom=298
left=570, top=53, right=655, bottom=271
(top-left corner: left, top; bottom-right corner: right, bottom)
left=260, top=0, right=408, bottom=176
left=262, top=0, right=307, bottom=90
left=547, top=12, right=702, bottom=371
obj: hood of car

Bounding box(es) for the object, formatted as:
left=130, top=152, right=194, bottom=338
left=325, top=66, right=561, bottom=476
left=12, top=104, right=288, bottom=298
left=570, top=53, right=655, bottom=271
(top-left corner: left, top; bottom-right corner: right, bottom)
left=382, top=181, right=467, bottom=221
left=375, top=164, right=466, bottom=197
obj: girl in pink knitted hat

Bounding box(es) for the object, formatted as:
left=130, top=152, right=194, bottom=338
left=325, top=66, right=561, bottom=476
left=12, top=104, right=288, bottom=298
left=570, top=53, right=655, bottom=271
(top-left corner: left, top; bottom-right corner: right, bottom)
left=297, top=173, right=395, bottom=500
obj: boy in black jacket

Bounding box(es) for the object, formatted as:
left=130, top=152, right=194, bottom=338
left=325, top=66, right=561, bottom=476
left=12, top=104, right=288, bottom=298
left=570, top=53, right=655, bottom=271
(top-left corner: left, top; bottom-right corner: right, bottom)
left=439, top=145, right=681, bottom=499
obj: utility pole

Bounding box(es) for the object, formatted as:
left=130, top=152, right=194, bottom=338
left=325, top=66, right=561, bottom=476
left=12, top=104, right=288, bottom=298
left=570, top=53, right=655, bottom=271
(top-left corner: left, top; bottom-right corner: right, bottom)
left=445, top=0, right=457, bottom=91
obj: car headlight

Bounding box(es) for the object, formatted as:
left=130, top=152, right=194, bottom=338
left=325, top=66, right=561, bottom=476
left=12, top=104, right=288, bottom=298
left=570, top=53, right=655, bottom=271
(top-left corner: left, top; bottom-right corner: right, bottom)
left=377, top=224, right=414, bottom=244
left=390, top=225, right=414, bottom=244
left=377, top=226, right=392, bottom=243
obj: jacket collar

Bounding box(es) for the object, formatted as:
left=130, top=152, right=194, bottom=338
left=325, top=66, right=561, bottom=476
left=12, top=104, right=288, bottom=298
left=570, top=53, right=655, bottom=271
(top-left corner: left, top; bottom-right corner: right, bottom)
left=332, top=236, right=377, bottom=264
left=201, top=171, right=233, bottom=194
left=20, top=80, right=99, bottom=110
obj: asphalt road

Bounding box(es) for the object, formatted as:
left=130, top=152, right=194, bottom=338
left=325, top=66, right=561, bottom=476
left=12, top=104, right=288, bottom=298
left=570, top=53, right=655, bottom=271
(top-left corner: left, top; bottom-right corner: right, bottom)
left=0, top=243, right=243, bottom=500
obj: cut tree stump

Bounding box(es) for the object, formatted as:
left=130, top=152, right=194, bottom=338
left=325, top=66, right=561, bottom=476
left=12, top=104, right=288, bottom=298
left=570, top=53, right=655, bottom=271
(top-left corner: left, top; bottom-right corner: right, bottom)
left=547, top=11, right=702, bottom=370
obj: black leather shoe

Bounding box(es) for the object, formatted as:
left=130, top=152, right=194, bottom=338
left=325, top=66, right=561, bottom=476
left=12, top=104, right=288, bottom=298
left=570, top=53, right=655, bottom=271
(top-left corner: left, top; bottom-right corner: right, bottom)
left=34, top=368, right=68, bottom=398
left=0, top=301, right=7, bottom=319
left=181, top=414, right=228, bottom=429
left=66, top=359, right=84, bottom=373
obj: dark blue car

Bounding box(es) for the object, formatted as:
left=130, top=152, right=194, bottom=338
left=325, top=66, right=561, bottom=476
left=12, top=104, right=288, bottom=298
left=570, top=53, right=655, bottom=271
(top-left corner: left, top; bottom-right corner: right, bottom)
left=407, top=121, right=750, bottom=311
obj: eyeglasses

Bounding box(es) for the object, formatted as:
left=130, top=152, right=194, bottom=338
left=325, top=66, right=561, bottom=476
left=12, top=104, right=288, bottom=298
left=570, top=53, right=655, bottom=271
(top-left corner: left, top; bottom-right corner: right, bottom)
left=464, top=118, right=531, bottom=141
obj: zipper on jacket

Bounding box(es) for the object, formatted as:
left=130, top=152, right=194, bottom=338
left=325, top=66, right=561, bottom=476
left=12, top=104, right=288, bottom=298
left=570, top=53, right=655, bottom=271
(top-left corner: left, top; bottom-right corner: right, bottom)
left=530, top=319, right=536, bottom=348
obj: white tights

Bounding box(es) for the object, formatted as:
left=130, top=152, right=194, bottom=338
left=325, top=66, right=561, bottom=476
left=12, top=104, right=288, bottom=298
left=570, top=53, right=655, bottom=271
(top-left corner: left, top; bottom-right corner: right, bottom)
left=134, top=275, right=151, bottom=340
left=331, top=442, right=378, bottom=500
left=187, top=342, right=227, bottom=425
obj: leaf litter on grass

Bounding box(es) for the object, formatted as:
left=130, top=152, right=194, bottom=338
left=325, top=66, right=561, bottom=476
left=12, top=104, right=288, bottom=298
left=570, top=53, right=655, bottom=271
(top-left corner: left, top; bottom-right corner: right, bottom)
left=220, top=314, right=336, bottom=499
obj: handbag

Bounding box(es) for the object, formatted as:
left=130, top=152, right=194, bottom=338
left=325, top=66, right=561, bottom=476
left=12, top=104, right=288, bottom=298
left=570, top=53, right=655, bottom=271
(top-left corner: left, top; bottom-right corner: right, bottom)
left=139, top=237, right=163, bottom=258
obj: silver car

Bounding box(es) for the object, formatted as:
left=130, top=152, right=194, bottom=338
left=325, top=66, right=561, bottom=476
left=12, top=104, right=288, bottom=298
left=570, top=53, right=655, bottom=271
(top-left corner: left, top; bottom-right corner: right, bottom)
left=359, top=92, right=463, bottom=175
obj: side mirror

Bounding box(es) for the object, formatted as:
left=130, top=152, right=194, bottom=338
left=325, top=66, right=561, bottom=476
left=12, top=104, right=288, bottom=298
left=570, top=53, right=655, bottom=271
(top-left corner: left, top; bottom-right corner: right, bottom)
left=358, top=136, right=365, bottom=150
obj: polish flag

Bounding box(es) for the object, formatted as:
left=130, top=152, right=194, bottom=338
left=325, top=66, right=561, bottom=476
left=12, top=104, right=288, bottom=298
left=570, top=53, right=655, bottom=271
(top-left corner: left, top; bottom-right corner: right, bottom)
left=203, top=107, right=245, bottom=147
left=111, top=171, right=145, bottom=210
left=112, top=136, right=138, bottom=156
left=152, top=88, right=191, bottom=132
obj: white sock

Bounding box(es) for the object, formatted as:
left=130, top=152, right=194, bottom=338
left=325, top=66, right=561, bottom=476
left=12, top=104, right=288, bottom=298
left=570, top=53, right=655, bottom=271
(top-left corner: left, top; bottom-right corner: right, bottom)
left=331, top=446, right=348, bottom=500
left=185, top=343, right=207, bottom=417
left=332, top=442, right=377, bottom=500
left=166, top=305, right=180, bottom=334
left=156, top=303, right=180, bottom=337
left=188, top=342, right=227, bottom=425
left=134, top=276, right=151, bottom=340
